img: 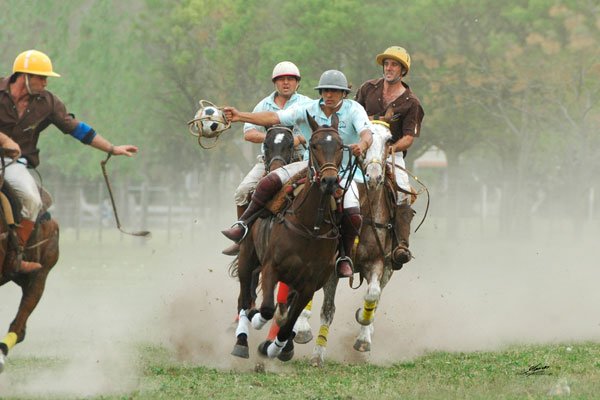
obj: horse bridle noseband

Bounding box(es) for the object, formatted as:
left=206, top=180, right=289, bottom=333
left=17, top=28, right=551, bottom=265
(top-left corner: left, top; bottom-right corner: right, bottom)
left=308, top=128, right=341, bottom=184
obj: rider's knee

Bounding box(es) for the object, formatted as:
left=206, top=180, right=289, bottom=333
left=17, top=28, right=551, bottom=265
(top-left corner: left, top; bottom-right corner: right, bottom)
left=20, top=193, right=43, bottom=221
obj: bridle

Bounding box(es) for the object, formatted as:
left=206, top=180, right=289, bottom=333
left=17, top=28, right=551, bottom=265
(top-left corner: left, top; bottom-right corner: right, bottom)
left=264, top=126, right=294, bottom=172
left=307, top=127, right=342, bottom=185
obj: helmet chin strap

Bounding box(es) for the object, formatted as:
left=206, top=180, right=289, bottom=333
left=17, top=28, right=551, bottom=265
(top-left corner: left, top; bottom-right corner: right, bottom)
left=24, top=74, right=33, bottom=95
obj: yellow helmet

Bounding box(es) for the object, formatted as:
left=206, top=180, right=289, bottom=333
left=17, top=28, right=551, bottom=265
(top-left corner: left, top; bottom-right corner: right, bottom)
left=13, top=50, right=60, bottom=77
left=376, top=46, right=411, bottom=75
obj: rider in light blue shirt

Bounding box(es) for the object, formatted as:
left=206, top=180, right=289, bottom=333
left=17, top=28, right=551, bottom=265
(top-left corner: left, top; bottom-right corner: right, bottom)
left=278, top=96, right=371, bottom=183
left=223, top=62, right=311, bottom=257
left=221, top=70, right=373, bottom=279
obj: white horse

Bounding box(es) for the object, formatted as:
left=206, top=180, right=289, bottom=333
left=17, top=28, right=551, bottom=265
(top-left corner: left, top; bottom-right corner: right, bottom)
left=294, top=121, right=402, bottom=366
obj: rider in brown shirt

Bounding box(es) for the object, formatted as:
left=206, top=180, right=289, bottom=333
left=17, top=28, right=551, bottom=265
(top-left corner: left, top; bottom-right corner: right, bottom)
left=0, top=50, right=138, bottom=274
left=355, top=46, right=424, bottom=270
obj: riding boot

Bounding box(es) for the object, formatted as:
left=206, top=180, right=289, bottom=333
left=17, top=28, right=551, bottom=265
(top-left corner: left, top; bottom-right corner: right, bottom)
left=221, top=173, right=283, bottom=242
left=335, top=207, right=362, bottom=278
left=15, top=219, right=42, bottom=273
left=391, top=202, right=415, bottom=270
left=221, top=205, right=248, bottom=255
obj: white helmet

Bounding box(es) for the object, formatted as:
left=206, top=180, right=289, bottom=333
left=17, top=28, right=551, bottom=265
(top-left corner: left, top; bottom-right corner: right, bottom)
left=272, top=61, right=301, bottom=82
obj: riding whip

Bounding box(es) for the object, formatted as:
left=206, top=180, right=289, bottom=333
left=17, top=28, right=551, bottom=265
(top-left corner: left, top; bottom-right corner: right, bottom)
left=100, top=153, right=151, bottom=237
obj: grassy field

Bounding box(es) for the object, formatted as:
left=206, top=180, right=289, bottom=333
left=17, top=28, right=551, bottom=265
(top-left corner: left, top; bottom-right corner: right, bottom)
left=4, top=341, right=600, bottom=399
left=0, top=225, right=598, bottom=399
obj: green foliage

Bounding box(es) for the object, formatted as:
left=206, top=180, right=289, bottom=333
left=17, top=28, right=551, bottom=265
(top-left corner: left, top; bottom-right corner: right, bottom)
left=1, top=0, right=598, bottom=226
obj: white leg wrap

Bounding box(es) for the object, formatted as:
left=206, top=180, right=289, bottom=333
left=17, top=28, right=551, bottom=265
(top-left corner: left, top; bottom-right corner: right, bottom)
left=235, top=309, right=250, bottom=337
left=251, top=313, right=268, bottom=330
left=267, top=337, right=287, bottom=358
left=293, top=309, right=312, bottom=333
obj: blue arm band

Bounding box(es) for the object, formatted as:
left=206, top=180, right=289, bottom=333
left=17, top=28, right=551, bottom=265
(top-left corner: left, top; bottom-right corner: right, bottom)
left=70, top=122, right=97, bottom=144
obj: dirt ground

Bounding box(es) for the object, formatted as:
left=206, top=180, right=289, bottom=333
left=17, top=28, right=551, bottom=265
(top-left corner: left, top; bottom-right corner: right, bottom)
left=0, top=215, right=598, bottom=397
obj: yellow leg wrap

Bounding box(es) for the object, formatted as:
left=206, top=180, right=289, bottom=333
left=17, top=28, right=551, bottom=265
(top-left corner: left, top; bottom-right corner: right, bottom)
left=304, top=300, right=313, bottom=312
left=361, top=300, right=378, bottom=322
left=1, top=332, right=18, bottom=350
left=316, top=325, right=329, bottom=347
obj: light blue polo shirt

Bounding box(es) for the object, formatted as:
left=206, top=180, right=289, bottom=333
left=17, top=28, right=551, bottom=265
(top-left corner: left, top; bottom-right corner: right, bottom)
left=244, top=91, right=312, bottom=155
left=277, top=98, right=372, bottom=182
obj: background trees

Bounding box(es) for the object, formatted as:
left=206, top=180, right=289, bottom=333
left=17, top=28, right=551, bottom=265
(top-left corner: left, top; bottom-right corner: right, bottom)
left=1, top=0, right=597, bottom=234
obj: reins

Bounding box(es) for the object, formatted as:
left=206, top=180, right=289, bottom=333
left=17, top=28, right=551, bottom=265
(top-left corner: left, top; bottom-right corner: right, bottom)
left=358, top=154, right=393, bottom=264
left=282, top=127, right=342, bottom=239
left=388, top=150, right=430, bottom=232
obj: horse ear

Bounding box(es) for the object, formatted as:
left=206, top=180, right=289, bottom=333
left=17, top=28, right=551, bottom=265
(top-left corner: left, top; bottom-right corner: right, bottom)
left=330, top=113, right=339, bottom=131
left=306, top=111, right=319, bottom=132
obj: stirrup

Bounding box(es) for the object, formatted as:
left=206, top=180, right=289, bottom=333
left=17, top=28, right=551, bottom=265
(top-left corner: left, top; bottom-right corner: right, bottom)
left=230, top=220, right=249, bottom=242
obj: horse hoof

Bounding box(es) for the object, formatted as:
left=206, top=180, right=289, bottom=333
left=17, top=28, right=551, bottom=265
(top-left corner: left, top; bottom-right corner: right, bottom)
left=231, top=344, right=249, bottom=359
left=294, top=330, right=313, bottom=344
left=310, top=355, right=324, bottom=368
left=257, top=340, right=271, bottom=357
left=277, top=340, right=294, bottom=362
left=353, top=340, right=371, bottom=352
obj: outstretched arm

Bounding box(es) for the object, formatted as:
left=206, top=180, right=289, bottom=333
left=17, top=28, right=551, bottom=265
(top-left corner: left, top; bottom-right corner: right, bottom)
left=90, top=134, right=138, bottom=156
left=223, top=107, right=280, bottom=127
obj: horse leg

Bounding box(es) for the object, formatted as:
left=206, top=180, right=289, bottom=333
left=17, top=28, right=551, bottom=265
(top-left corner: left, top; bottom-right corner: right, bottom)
left=251, top=263, right=277, bottom=330
left=231, top=309, right=251, bottom=358
left=293, top=298, right=313, bottom=344
left=310, top=273, right=339, bottom=367
left=0, top=219, right=59, bottom=373
left=354, top=271, right=381, bottom=352
left=266, top=282, right=289, bottom=341
left=264, top=286, right=314, bottom=361
left=231, top=247, right=258, bottom=358
left=0, top=268, right=50, bottom=365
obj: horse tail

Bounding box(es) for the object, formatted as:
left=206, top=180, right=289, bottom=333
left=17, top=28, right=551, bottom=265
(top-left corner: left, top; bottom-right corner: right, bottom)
left=228, top=256, right=239, bottom=278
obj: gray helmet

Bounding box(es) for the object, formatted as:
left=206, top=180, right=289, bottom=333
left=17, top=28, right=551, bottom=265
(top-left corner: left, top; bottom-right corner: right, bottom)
left=314, top=69, right=350, bottom=92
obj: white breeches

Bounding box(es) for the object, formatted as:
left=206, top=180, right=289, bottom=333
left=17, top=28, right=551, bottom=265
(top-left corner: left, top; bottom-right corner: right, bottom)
left=3, top=158, right=42, bottom=221
left=388, top=153, right=411, bottom=205
left=235, top=157, right=266, bottom=206
left=273, top=160, right=360, bottom=209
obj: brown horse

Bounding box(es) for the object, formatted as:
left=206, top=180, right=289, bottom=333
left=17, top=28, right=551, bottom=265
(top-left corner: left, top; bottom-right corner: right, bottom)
left=0, top=166, right=60, bottom=372
left=245, top=125, right=296, bottom=305
left=231, top=113, right=343, bottom=361
left=298, top=121, right=400, bottom=366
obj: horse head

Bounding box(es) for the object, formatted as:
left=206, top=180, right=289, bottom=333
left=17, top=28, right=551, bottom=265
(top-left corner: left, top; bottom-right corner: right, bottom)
left=306, top=111, right=343, bottom=195
left=364, top=121, right=392, bottom=190
left=263, top=125, right=295, bottom=172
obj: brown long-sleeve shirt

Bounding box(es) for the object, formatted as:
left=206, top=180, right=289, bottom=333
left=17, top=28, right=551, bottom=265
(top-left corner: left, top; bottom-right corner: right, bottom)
left=355, top=78, right=424, bottom=144
left=0, top=77, right=80, bottom=167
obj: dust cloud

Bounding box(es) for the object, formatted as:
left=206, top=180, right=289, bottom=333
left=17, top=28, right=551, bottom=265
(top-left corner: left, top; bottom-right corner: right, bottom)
left=0, top=200, right=598, bottom=396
